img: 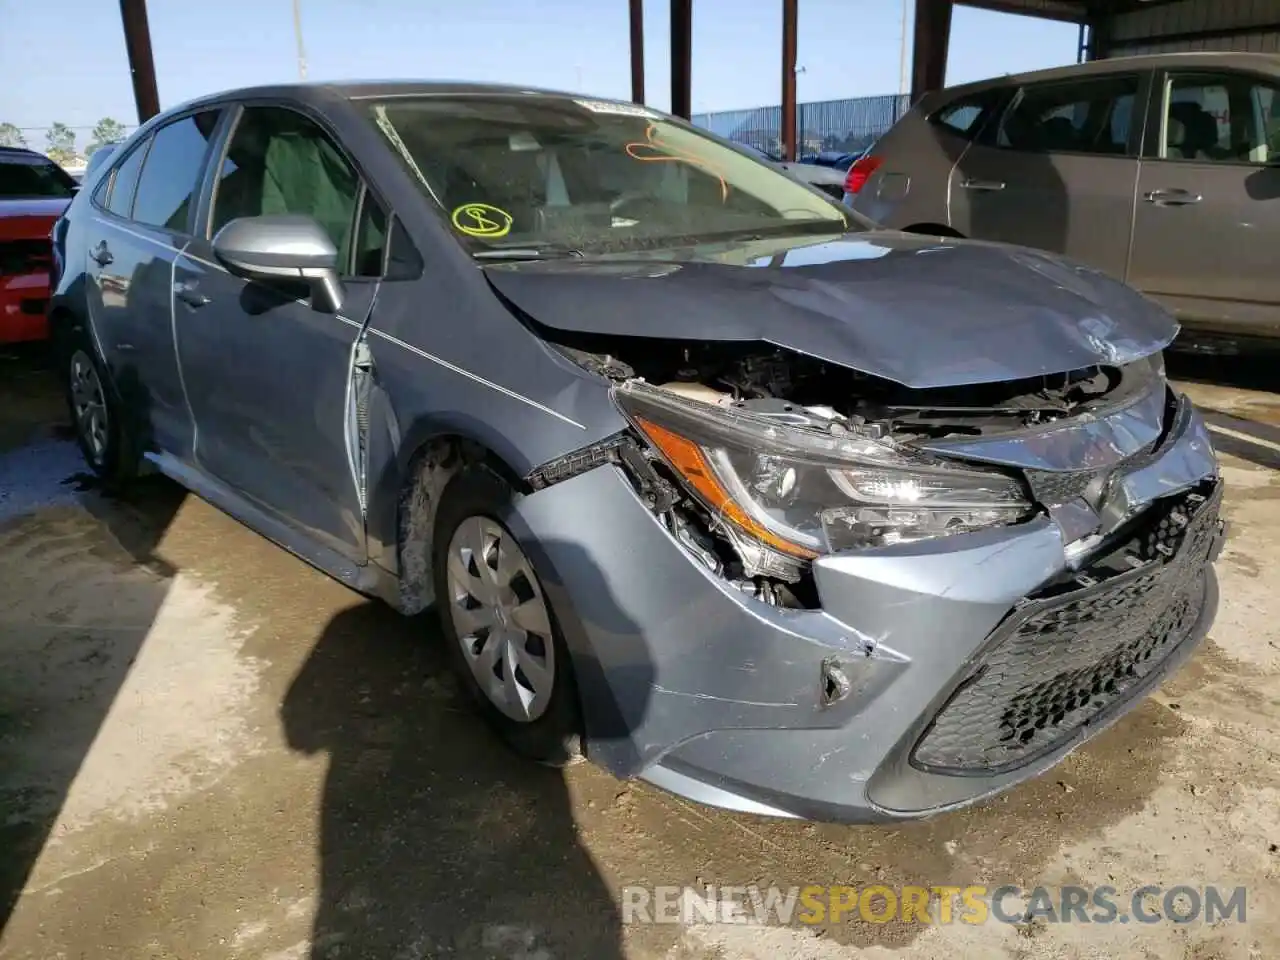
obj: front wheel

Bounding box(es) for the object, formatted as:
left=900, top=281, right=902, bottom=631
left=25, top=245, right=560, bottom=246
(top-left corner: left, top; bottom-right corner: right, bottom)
left=62, top=327, right=137, bottom=486
left=431, top=466, right=583, bottom=766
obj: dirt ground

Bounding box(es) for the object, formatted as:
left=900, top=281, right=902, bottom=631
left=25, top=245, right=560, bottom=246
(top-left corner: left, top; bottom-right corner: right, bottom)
left=1, top=344, right=1277, bottom=960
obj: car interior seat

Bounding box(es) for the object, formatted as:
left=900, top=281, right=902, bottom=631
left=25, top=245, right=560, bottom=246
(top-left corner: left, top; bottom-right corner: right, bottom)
left=1167, top=102, right=1221, bottom=160
left=1039, top=116, right=1078, bottom=152
left=260, top=131, right=358, bottom=265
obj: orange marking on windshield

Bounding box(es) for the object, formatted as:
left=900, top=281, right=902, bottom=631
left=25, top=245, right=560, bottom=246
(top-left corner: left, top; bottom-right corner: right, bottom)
left=624, top=124, right=729, bottom=202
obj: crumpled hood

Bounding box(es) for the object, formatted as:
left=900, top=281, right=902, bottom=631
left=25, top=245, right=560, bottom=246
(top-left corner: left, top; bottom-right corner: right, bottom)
left=483, top=231, right=1178, bottom=389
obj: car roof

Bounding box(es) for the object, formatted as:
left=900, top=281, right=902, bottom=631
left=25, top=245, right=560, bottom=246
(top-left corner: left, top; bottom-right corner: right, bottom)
left=174, top=79, right=600, bottom=114
left=0, top=146, right=53, bottom=161
left=938, top=51, right=1280, bottom=98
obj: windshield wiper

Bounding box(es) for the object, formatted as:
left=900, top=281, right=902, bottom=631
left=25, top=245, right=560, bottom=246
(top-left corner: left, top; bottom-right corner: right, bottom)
left=473, top=245, right=586, bottom=261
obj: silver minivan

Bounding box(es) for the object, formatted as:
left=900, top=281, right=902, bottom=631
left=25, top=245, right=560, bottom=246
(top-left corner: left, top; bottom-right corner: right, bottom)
left=848, top=52, right=1280, bottom=341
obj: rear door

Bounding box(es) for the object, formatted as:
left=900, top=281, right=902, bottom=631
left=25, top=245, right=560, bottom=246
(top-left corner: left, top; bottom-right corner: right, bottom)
left=84, top=110, right=223, bottom=457
left=1128, top=69, right=1280, bottom=338
left=173, top=103, right=382, bottom=562
left=949, top=71, right=1148, bottom=281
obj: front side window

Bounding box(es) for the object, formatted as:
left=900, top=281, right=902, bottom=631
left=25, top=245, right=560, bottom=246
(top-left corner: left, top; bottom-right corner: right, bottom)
left=353, top=191, right=387, bottom=277
left=365, top=96, right=854, bottom=255
left=131, top=111, right=221, bottom=231
left=210, top=106, right=361, bottom=268
left=104, top=138, right=150, bottom=219
left=1161, top=72, right=1280, bottom=163
left=996, top=75, right=1139, bottom=156
left=0, top=153, right=77, bottom=199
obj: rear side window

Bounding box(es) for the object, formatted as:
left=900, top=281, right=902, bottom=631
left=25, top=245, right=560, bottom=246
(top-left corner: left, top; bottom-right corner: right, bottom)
left=930, top=92, right=1003, bottom=140
left=131, top=111, right=221, bottom=231
left=104, top=139, right=150, bottom=219
left=996, top=75, right=1139, bottom=156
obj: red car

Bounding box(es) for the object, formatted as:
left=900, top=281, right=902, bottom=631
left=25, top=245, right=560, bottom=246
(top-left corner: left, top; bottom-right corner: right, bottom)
left=1, top=146, right=77, bottom=344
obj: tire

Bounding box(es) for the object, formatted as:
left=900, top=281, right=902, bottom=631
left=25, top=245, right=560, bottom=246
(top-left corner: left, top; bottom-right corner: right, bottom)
left=61, top=323, right=138, bottom=487
left=431, top=465, right=583, bottom=766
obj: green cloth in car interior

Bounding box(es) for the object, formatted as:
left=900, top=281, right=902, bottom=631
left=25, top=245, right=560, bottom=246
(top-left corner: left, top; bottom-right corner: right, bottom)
left=260, top=131, right=357, bottom=266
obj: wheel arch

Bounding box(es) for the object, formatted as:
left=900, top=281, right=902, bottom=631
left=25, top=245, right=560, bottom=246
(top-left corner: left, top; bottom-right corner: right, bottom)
left=373, top=415, right=533, bottom=616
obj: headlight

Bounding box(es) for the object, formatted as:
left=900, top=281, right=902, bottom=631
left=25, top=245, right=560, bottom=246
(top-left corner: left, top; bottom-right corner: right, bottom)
left=616, top=381, right=1032, bottom=570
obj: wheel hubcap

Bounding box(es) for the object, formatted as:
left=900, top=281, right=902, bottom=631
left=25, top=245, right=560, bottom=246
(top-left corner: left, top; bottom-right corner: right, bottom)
left=446, top=516, right=556, bottom=723
left=69, top=350, right=108, bottom=467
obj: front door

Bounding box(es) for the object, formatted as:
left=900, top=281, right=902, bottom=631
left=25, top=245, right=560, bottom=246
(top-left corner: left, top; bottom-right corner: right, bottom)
left=950, top=72, right=1145, bottom=282
left=173, top=104, right=387, bottom=562
left=1127, top=69, right=1280, bottom=338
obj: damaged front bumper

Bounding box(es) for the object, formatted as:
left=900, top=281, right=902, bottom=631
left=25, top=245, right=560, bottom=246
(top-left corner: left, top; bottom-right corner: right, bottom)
left=501, top=391, right=1224, bottom=822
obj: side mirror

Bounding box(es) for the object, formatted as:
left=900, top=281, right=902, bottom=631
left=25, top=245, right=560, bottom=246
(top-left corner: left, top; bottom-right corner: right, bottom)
left=212, top=214, right=344, bottom=313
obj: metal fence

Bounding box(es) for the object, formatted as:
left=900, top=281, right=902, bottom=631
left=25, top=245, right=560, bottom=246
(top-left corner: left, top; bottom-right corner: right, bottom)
left=692, top=92, right=910, bottom=157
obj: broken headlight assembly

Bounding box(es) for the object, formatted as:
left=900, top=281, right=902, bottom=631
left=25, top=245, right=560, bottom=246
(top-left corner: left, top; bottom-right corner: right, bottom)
left=615, top=381, right=1033, bottom=572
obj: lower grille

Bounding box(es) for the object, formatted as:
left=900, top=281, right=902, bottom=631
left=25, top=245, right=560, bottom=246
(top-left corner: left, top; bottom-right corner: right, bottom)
left=912, top=481, right=1222, bottom=775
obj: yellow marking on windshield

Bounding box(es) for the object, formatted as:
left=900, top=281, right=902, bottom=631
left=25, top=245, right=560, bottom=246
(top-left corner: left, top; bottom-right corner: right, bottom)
left=625, top=124, right=729, bottom=202
left=451, top=202, right=513, bottom=238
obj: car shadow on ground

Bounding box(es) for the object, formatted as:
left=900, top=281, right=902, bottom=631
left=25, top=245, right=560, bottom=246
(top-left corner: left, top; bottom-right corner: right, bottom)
left=282, top=598, right=630, bottom=958
left=0, top=344, right=186, bottom=936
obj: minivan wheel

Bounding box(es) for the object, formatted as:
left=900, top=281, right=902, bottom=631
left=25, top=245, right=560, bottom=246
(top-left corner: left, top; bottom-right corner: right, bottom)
left=62, top=329, right=137, bottom=486
left=431, top=466, right=584, bottom=766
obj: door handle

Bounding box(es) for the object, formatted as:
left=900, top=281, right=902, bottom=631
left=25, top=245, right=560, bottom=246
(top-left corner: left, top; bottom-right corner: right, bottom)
left=1144, top=188, right=1202, bottom=206
left=174, top=280, right=211, bottom=308
left=89, top=241, right=113, bottom=266
left=960, top=178, right=1007, bottom=191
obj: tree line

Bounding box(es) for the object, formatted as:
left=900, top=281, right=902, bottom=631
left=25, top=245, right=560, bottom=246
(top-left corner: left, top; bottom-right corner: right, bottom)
left=0, top=118, right=130, bottom=165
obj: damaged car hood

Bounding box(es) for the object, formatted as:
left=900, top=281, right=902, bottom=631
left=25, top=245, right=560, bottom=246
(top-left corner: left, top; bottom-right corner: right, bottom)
left=483, top=232, right=1178, bottom=389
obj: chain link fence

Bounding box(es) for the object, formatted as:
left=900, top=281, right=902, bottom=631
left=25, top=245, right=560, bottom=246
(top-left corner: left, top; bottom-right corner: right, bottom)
left=692, top=93, right=910, bottom=158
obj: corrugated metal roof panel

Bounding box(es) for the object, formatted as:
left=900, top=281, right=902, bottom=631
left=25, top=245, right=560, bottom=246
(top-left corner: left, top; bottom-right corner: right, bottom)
left=1110, top=0, right=1280, bottom=42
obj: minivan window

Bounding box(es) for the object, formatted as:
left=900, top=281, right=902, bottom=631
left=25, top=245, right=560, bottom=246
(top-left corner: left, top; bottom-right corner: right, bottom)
left=209, top=106, right=361, bottom=269
left=131, top=111, right=221, bottom=231
left=366, top=96, right=853, bottom=254
left=931, top=92, right=1002, bottom=140
left=996, top=75, right=1139, bottom=156
left=1161, top=73, right=1280, bottom=163
left=104, top=138, right=150, bottom=219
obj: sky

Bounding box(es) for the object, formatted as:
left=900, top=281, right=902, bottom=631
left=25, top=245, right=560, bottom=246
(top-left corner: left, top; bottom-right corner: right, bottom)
left=0, top=0, right=1080, bottom=148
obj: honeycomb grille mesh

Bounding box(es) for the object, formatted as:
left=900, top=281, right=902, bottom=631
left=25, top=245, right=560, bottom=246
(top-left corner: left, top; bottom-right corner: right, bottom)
left=1026, top=469, right=1100, bottom=506
left=912, top=483, right=1222, bottom=775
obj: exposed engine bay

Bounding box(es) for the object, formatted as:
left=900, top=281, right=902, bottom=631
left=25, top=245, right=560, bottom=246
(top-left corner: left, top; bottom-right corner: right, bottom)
left=540, top=331, right=1167, bottom=609
left=556, top=335, right=1158, bottom=443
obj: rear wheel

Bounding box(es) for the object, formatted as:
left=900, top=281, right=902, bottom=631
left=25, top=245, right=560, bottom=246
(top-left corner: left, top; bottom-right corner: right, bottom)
left=62, top=327, right=137, bottom=486
left=431, top=466, right=583, bottom=766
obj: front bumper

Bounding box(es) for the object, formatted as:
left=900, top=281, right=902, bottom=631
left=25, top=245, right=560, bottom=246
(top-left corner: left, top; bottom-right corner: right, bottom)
left=502, top=394, right=1223, bottom=822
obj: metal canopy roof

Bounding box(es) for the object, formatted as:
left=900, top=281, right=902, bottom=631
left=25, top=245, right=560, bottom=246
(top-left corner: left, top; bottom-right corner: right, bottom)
left=960, top=0, right=1187, bottom=23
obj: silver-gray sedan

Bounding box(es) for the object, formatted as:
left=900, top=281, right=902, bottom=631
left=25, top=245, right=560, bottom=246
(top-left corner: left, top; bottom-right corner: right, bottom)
left=49, top=81, right=1223, bottom=822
